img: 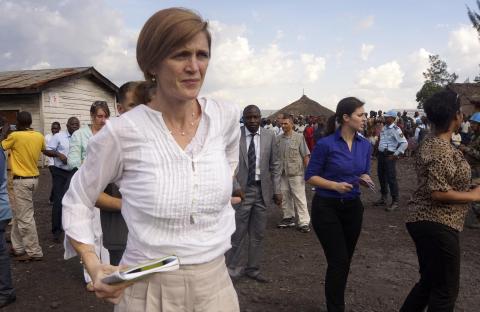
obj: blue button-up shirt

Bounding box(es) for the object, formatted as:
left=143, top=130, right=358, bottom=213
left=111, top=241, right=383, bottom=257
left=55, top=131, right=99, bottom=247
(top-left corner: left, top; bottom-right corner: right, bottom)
left=0, top=151, right=12, bottom=222
left=378, top=123, right=408, bottom=155
left=305, top=129, right=372, bottom=199
left=47, top=131, right=73, bottom=171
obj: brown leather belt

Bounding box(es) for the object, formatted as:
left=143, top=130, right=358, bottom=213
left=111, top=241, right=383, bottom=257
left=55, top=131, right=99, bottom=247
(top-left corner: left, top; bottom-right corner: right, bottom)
left=13, top=176, right=39, bottom=180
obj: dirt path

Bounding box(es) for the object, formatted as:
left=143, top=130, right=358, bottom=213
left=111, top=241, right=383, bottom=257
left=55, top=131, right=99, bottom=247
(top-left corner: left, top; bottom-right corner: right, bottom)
left=3, top=158, right=480, bottom=311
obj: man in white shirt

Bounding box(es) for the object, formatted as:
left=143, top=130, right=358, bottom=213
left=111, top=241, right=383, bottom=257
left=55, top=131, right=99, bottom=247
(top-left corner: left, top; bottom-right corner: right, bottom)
left=43, top=117, right=79, bottom=243
left=413, top=111, right=421, bottom=125
left=271, top=123, right=280, bottom=136
left=461, top=117, right=471, bottom=144
left=451, top=130, right=462, bottom=147
left=296, top=122, right=306, bottom=134
left=44, top=122, right=60, bottom=203
left=272, top=114, right=286, bottom=136
left=414, top=121, right=426, bottom=144
left=263, top=119, right=273, bottom=130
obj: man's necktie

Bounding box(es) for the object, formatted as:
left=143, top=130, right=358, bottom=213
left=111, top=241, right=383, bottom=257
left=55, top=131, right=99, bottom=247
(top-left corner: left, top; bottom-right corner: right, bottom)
left=247, top=133, right=256, bottom=186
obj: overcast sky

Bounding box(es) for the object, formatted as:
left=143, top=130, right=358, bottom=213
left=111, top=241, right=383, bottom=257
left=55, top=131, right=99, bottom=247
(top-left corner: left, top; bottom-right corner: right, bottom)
left=1, top=0, right=480, bottom=112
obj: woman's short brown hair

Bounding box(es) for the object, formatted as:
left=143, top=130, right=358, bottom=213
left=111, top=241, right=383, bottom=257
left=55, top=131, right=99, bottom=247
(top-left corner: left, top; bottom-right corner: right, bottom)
left=136, top=7, right=211, bottom=81
left=90, top=101, right=111, bottom=118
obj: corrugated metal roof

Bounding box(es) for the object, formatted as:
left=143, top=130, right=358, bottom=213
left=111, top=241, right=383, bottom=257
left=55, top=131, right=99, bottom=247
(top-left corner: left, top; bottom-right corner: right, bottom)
left=0, top=67, right=118, bottom=94
left=0, top=67, right=89, bottom=90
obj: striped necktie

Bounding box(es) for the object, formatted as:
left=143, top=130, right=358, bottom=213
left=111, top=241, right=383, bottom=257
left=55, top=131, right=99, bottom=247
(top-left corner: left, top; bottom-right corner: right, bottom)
left=247, top=133, right=257, bottom=186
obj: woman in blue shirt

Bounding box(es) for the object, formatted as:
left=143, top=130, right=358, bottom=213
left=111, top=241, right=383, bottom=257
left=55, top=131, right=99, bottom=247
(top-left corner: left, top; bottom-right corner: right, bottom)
left=305, top=97, right=373, bottom=312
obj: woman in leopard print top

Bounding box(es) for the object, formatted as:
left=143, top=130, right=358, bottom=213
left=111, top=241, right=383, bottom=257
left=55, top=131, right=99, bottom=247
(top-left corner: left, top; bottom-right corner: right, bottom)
left=401, top=90, right=480, bottom=312
left=406, top=136, right=471, bottom=231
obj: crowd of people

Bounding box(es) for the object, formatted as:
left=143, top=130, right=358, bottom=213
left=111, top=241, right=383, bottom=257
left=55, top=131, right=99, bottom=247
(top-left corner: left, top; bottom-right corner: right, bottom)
left=0, top=7, right=478, bottom=312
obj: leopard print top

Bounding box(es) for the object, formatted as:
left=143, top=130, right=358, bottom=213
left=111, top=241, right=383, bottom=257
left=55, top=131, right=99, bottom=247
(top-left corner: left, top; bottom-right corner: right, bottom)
left=406, top=136, right=470, bottom=231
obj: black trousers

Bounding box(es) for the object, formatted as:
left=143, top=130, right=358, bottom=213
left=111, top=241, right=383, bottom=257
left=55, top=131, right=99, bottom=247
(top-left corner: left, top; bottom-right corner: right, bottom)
left=51, top=167, right=75, bottom=235
left=377, top=151, right=399, bottom=202
left=0, top=220, right=14, bottom=299
left=311, top=195, right=364, bottom=312
left=400, top=221, right=460, bottom=312
left=48, top=166, right=54, bottom=203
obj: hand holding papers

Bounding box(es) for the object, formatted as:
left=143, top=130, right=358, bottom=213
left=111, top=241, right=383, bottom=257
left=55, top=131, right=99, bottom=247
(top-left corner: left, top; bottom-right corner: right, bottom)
left=358, top=175, right=376, bottom=193
left=102, top=255, right=179, bottom=285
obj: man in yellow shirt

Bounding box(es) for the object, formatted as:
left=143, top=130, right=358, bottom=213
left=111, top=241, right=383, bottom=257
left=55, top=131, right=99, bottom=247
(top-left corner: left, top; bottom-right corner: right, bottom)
left=1, top=112, right=45, bottom=261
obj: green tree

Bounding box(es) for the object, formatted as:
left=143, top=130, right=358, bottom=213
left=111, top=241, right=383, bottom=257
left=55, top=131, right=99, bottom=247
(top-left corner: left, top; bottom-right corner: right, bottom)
left=416, top=82, right=443, bottom=108
left=467, top=1, right=480, bottom=82
left=467, top=0, right=480, bottom=35
left=416, top=55, right=458, bottom=109
left=422, top=55, right=458, bottom=86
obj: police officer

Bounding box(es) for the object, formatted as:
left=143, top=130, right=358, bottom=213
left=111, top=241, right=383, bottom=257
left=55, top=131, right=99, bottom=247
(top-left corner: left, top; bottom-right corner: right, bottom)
left=374, top=110, right=408, bottom=211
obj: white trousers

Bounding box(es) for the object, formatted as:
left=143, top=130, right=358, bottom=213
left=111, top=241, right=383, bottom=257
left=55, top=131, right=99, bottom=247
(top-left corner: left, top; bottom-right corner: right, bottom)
left=280, top=175, right=310, bottom=225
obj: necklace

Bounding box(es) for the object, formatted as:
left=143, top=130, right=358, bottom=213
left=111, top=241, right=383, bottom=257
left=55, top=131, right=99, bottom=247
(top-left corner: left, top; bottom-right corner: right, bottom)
left=166, top=111, right=200, bottom=137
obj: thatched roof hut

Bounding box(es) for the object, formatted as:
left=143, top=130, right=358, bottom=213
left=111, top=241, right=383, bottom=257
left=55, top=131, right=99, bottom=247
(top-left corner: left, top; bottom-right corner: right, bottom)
left=447, top=83, right=480, bottom=117
left=268, top=95, right=334, bottom=120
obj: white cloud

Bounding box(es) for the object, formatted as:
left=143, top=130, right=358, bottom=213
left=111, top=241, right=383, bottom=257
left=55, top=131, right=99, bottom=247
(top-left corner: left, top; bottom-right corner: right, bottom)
left=251, top=10, right=261, bottom=22
left=358, top=61, right=404, bottom=89
left=7, top=1, right=467, bottom=114
left=90, top=32, right=140, bottom=84
left=205, top=21, right=327, bottom=91
left=446, top=25, right=480, bottom=80
left=301, top=54, right=326, bottom=82
left=350, top=87, right=418, bottom=113
left=200, top=88, right=238, bottom=106
left=403, top=48, right=432, bottom=87
left=435, top=23, right=450, bottom=29
left=358, top=15, right=375, bottom=30
left=29, top=61, right=51, bottom=70
left=208, top=20, right=247, bottom=45
left=335, top=49, right=345, bottom=64
left=448, top=25, right=480, bottom=54
left=275, top=30, right=284, bottom=40
left=360, top=43, right=375, bottom=61
left=297, top=34, right=306, bottom=41
left=0, top=0, right=141, bottom=84
left=0, top=2, right=328, bottom=111
left=322, top=94, right=341, bottom=111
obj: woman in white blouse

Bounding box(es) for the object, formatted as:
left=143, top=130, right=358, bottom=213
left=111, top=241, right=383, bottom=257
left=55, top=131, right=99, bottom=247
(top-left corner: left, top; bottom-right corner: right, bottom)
left=66, top=101, right=111, bottom=291
left=62, top=7, right=240, bottom=311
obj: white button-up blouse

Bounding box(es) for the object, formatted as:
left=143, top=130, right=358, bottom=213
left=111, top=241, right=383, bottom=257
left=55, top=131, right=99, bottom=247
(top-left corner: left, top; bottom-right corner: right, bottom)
left=62, top=98, right=240, bottom=265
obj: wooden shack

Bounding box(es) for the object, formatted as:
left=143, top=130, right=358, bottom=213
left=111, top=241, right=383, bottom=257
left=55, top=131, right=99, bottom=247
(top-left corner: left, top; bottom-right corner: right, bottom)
left=447, top=83, right=480, bottom=117
left=0, top=67, right=118, bottom=134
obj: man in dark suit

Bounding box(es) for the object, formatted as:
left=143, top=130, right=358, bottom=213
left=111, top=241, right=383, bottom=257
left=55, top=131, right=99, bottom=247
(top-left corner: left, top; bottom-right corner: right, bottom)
left=227, top=105, right=282, bottom=283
